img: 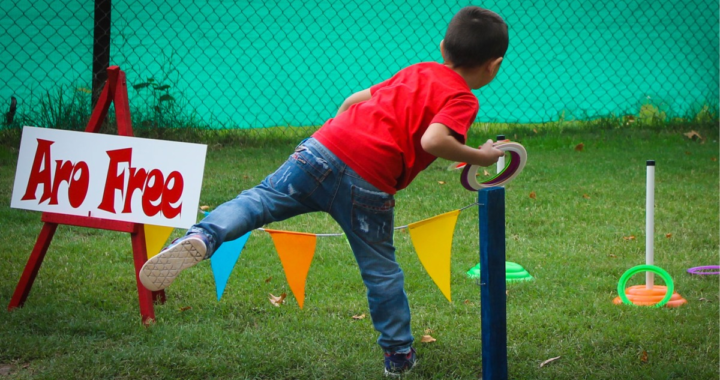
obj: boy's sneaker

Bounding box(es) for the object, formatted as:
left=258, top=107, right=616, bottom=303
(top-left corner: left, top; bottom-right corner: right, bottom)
left=384, top=348, right=417, bottom=377
left=139, top=234, right=208, bottom=291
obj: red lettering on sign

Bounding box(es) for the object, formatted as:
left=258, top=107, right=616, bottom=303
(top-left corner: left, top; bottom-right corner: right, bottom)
left=21, top=139, right=54, bottom=203
left=162, top=171, right=184, bottom=218
left=98, top=148, right=132, bottom=213
left=21, top=138, right=89, bottom=208
left=98, top=147, right=185, bottom=219
left=68, top=161, right=90, bottom=208
left=123, top=167, right=148, bottom=213
left=142, top=169, right=164, bottom=216
left=49, top=160, right=74, bottom=205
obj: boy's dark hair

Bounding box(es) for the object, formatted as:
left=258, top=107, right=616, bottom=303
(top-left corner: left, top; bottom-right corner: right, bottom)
left=443, top=6, right=509, bottom=68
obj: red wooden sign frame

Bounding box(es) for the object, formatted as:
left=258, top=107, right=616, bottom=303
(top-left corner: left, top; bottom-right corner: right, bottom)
left=8, top=66, right=165, bottom=325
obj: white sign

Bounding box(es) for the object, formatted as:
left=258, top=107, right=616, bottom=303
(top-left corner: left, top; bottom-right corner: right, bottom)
left=11, top=127, right=207, bottom=229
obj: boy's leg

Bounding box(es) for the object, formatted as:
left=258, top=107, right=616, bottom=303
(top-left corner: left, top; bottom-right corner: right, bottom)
left=328, top=168, right=415, bottom=357
left=190, top=178, right=316, bottom=254
left=139, top=140, right=335, bottom=291
left=346, top=233, right=413, bottom=354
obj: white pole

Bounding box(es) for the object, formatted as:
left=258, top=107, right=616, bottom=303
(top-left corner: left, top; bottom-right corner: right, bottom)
left=646, top=160, right=655, bottom=289
left=497, top=135, right=505, bottom=174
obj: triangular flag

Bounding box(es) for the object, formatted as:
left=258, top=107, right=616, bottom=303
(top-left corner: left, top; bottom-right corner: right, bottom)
left=210, top=232, right=251, bottom=301
left=144, top=224, right=174, bottom=259
left=266, top=229, right=317, bottom=309
left=407, top=210, right=460, bottom=302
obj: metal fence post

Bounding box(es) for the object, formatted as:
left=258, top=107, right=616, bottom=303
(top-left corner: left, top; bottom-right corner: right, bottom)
left=92, top=0, right=112, bottom=107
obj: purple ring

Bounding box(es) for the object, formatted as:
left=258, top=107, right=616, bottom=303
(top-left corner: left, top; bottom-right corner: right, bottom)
left=460, top=164, right=474, bottom=191
left=484, top=151, right=521, bottom=186
left=687, top=266, right=720, bottom=275
left=460, top=151, right=523, bottom=191
left=459, top=142, right=527, bottom=191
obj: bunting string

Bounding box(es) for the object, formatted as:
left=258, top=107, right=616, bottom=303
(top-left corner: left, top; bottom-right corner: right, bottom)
left=193, top=201, right=484, bottom=303
left=199, top=202, right=482, bottom=237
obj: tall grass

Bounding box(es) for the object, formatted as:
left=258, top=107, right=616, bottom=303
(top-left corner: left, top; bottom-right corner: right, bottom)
left=2, top=79, right=718, bottom=146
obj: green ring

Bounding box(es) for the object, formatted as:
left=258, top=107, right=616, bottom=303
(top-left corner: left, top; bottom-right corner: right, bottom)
left=617, top=265, right=674, bottom=308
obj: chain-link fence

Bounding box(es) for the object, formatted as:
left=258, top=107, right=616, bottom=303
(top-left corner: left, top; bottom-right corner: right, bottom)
left=2, top=1, right=718, bottom=135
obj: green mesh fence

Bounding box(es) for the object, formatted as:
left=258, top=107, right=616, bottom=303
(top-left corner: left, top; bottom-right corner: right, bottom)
left=1, top=1, right=718, bottom=133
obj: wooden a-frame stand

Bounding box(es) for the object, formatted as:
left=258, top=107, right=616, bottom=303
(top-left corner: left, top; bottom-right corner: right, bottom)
left=7, top=66, right=166, bottom=325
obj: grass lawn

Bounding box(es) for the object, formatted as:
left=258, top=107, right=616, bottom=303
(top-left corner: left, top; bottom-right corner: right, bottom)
left=0, top=123, right=718, bottom=379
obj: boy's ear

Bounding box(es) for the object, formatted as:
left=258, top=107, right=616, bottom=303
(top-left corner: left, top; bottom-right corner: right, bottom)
left=439, top=40, right=447, bottom=61
left=486, top=57, right=503, bottom=73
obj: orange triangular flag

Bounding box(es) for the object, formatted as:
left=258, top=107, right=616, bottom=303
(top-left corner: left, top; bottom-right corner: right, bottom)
left=266, top=229, right=317, bottom=309
left=144, top=224, right=174, bottom=259
left=407, top=210, right=460, bottom=302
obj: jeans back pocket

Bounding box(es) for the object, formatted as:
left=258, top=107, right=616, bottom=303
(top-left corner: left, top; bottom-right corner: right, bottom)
left=351, top=185, right=395, bottom=244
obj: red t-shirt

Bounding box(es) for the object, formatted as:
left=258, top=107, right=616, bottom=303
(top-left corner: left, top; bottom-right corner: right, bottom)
left=313, top=62, right=479, bottom=194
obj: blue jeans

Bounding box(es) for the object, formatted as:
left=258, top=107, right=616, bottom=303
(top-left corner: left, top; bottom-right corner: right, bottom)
left=188, top=138, right=414, bottom=353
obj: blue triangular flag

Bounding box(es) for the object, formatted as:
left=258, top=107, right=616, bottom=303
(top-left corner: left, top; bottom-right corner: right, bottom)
left=210, top=232, right=251, bottom=301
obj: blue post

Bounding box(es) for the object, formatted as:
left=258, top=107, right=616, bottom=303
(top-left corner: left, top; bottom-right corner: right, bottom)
left=478, top=187, right=508, bottom=380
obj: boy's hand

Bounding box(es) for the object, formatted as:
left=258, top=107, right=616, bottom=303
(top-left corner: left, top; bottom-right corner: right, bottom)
left=475, top=139, right=505, bottom=166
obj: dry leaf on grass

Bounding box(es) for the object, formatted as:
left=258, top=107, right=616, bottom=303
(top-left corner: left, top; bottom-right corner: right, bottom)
left=623, top=235, right=636, bottom=241
left=269, top=293, right=286, bottom=307
left=683, top=130, right=703, bottom=140
left=352, top=314, right=366, bottom=320
left=540, top=356, right=561, bottom=367
left=699, top=298, right=711, bottom=302
left=665, top=233, right=672, bottom=238
left=200, top=205, right=210, bottom=211
left=712, top=157, right=717, bottom=162
left=582, top=194, right=590, bottom=199
left=0, top=365, right=12, bottom=376
left=179, top=306, right=192, bottom=312
left=421, top=335, right=437, bottom=343
left=529, top=191, right=537, bottom=199
left=438, top=181, right=446, bottom=185
left=575, top=143, right=584, bottom=151
left=265, top=276, right=272, bottom=283
left=640, top=351, right=648, bottom=363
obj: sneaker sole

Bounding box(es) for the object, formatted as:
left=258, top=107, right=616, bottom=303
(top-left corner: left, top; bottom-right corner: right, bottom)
left=139, top=238, right=206, bottom=291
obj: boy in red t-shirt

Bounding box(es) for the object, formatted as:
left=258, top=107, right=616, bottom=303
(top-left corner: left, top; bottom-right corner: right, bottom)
left=140, top=6, right=508, bottom=376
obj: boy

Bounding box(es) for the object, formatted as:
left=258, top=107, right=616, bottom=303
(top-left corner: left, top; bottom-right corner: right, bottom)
left=140, top=6, right=508, bottom=376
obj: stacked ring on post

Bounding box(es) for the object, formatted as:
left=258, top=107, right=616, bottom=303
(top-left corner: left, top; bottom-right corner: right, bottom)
left=460, top=141, right=528, bottom=191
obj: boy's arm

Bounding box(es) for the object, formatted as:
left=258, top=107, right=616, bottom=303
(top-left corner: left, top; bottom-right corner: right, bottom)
left=336, top=89, right=372, bottom=116
left=421, top=123, right=504, bottom=167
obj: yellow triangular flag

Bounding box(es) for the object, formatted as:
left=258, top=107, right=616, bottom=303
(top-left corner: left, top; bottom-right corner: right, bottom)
left=407, top=210, right=460, bottom=302
left=266, top=229, right=317, bottom=309
left=144, top=224, right=174, bottom=259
